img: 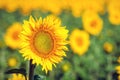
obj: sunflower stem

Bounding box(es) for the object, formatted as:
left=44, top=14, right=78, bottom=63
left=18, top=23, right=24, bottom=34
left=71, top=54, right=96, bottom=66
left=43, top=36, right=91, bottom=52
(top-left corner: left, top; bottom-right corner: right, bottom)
left=25, top=76, right=27, bottom=80
left=29, top=59, right=36, bottom=80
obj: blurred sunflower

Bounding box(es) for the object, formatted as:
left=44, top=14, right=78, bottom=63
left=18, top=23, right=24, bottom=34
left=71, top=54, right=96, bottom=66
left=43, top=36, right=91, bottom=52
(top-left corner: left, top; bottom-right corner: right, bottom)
left=82, top=11, right=103, bottom=35
left=4, top=22, right=22, bottom=49
left=69, top=29, right=90, bottom=55
left=5, top=0, right=19, bottom=13
left=19, top=15, right=68, bottom=73
left=115, top=65, right=120, bottom=74
left=108, top=11, right=120, bottom=25
left=103, top=42, right=113, bottom=53
left=8, top=74, right=27, bottom=80
left=83, top=0, right=105, bottom=14
left=117, top=57, right=120, bottom=63
left=7, top=57, right=17, bottom=67
left=19, top=0, right=33, bottom=15
left=70, top=0, right=83, bottom=17
left=62, top=62, right=71, bottom=72
left=0, top=0, right=5, bottom=8
left=107, top=0, right=120, bottom=25
left=118, top=75, right=120, bottom=80
left=44, top=0, right=62, bottom=15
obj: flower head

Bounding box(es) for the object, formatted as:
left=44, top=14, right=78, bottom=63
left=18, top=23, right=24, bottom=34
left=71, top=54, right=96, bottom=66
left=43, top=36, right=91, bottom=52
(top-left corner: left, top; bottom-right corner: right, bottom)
left=5, top=0, right=19, bottom=13
left=115, top=65, right=120, bottom=74
left=82, top=11, right=103, bottom=35
left=70, top=0, right=83, bottom=17
left=8, top=74, right=27, bottom=80
left=7, top=57, right=17, bottom=67
left=69, top=29, right=90, bottom=55
left=19, top=15, right=68, bottom=73
left=117, top=57, right=120, bottom=63
left=107, top=0, right=120, bottom=25
left=4, top=22, right=22, bottom=49
left=103, top=42, right=113, bottom=53
left=108, top=11, right=120, bottom=25
left=83, top=0, right=105, bottom=13
left=62, top=62, right=71, bottom=72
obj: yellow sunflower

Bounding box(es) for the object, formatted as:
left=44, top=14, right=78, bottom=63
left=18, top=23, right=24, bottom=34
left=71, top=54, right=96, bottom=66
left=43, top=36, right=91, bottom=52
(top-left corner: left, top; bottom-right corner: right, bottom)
left=83, top=0, right=105, bottom=14
left=115, top=65, right=120, bottom=74
left=69, top=29, right=90, bottom=55
left=117, top=57, right=120, bottom=63
left=108, top=11, right=120, bottom=25
left=4, top=22, right=22, bottom=49
left=62, top=62, right=71, bottom=72
left=8, top=74, right=27, bottom=80
left=70, top=0, right=83, bottom=17
left=82, top=11, right=103, bottom=35
left=8, top=57, right=17, bottom=67
left=5, top=0, right=19, bottom=13
left=19, top=15, right=68, bottom=73
left=107, top=0, right=120, bottom=25
left=103, top=42, right=113, bottom=53
left=118, top=75, right=120, bottom=80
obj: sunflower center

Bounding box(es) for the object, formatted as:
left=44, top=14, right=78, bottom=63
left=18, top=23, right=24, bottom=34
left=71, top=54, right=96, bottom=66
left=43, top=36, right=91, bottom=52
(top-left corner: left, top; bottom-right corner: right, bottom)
left=12, top=31, right=19, bottom=40
left=90, top=20, right=97, bottom=28
left=76, top=37, right=83, bottom=47
left=33, top=31, right=54, bottom=55
left=115, top=15, right=119, bottom=19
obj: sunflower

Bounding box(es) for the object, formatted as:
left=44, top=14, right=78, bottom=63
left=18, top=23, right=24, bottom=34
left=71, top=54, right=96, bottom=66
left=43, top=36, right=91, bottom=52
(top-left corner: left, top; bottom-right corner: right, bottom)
left=70, top=0, right=83, bottom=17
left=19, top=15, right=68, bottom=73
left=8, top=74, right=27, bottom=80
left=103, top=42, right=113, bottom=53
left=108, top=11, right=120, bottom=25
left=69, top=29, right=90, bottom=55
left=107, top=0, right=120, bottom=25
left=62, top=62, right=71, bottom=72
left=82, top=11, right=103, bottom=35
left=83, top=0, right=105, bottom=14
left=118, top=75, right=120, bottom=80
left=7, top=57, right=17, bottom=67
left=5, top=0, right=19, bottom=13
left=115, top=65, right=120, bottom=74
left=4, top=22, right=22, bottom=49
left=117, top=57, right=120, bottom=64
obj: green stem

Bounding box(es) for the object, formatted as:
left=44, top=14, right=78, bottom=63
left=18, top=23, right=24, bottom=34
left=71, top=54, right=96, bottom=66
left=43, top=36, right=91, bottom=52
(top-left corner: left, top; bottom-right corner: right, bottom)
left=29, top=59, right=36, bottom=80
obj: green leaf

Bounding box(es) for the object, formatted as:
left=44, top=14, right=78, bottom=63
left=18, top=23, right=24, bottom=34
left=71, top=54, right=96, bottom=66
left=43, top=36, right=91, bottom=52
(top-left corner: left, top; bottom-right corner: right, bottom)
left=5, top=68, right=27, bottom=79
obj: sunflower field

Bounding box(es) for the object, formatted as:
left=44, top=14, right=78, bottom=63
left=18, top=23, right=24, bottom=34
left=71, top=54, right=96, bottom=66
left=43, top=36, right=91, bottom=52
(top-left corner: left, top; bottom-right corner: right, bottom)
left=0, top=0, right=120, bottom=80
